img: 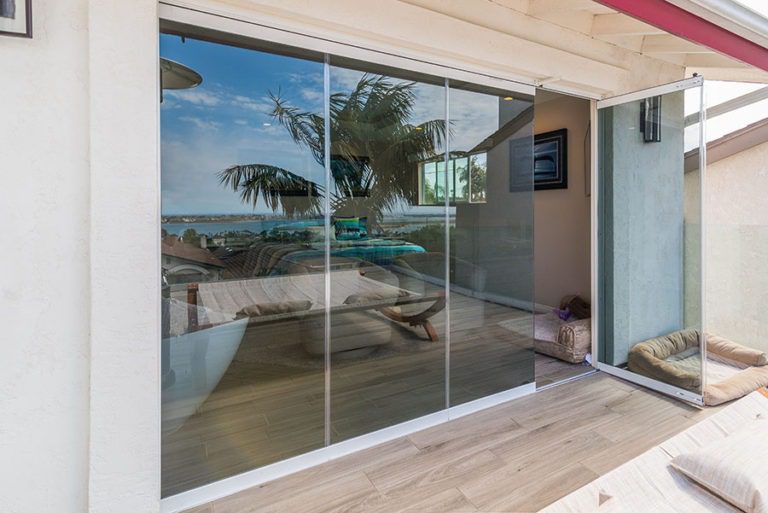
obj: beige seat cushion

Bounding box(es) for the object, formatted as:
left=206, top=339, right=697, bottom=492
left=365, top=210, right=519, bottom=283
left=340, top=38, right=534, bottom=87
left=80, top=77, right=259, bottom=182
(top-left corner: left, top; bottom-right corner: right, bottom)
left=671, top=421, right=768, bottom=513
left=236, top=299, right=312, bottom=318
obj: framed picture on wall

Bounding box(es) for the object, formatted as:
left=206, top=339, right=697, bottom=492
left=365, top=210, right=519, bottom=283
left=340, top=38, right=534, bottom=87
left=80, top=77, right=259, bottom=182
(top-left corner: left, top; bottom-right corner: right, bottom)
left=534, top=128, right=567, bottom=190
left=0, top=0, right=32, bottom=38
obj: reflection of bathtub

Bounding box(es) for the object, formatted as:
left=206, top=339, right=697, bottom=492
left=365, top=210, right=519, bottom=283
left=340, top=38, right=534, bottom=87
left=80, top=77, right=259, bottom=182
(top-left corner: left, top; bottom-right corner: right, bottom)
left=162, top=318, right=248, bottom=434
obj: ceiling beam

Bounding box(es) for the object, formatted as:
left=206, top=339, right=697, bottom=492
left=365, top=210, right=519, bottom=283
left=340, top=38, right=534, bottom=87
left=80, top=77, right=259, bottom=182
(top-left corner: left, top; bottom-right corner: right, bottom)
left=592, top=13, right=666, bottom=36
left=685, top=53, right=749, bottom=68
left=528, top=0, right=601, bottom=14
left=642, top=34, right=711, bottom=54
left=593, top=0, right=768, bottom=71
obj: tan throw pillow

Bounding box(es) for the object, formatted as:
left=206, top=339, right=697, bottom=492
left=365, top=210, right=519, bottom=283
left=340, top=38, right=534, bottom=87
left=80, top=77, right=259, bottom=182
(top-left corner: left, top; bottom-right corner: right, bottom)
left=236, top=299, right=312, bottom=318
left=343, top=289, right=408, bottom=305
left=670, top=422, right=768, bottom=513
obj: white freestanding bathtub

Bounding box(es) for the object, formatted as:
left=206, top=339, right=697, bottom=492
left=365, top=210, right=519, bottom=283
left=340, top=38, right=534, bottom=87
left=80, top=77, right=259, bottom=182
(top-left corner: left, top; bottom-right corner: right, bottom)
left=162, top=314, right=248, bottom=435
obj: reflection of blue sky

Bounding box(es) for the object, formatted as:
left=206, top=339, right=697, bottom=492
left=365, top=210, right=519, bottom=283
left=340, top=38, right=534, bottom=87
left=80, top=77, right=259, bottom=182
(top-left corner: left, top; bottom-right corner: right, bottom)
left=161, top=34, right=325, bottom=215
left=161, top=34, right=522, bottom=216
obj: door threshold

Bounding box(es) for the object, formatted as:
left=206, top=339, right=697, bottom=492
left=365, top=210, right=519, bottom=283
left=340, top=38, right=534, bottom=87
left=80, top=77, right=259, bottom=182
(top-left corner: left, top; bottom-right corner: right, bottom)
left=536, top=367, right=598, bottom=392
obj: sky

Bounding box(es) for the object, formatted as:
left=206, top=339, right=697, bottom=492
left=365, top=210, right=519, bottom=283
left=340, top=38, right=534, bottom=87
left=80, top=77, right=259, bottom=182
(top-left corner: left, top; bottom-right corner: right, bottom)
left=734, top=0, right=768, bottom=17
left=160, top=34, right=505, bottom=216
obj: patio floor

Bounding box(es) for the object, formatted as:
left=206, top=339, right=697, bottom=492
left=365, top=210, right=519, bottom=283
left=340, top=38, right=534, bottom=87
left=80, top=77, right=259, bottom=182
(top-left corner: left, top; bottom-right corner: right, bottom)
left=182, top=372, right=720, bottom=513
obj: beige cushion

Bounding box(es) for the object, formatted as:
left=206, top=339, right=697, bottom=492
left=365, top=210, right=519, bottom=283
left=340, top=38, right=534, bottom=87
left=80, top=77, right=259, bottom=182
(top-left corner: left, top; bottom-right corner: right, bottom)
left=236, top=299, right=312, bottom=318
left=670, top=422, right=768, bottom=512
left=343, top=289, right=408, bottom=305
left=708, top=334, right=768, bottom=367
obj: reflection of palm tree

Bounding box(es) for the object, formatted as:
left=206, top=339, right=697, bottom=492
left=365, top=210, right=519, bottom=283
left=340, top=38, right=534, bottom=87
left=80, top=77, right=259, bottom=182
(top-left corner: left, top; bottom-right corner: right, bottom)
left=219, top=75, right=446, bottom=224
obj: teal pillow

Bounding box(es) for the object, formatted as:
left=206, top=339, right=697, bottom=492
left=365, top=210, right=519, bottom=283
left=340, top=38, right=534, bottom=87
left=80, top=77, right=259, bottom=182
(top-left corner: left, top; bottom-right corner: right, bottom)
left=334, top=216, right=362, bottom=240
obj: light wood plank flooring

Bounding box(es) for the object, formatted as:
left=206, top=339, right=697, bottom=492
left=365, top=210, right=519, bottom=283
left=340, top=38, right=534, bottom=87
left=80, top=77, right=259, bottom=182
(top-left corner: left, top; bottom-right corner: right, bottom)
left=183, top=373, right=720, bottom=513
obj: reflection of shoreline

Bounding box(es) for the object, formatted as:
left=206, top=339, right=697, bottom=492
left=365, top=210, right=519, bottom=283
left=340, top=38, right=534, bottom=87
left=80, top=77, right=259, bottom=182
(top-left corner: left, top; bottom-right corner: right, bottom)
left=162, top=214, right=451, bottom=237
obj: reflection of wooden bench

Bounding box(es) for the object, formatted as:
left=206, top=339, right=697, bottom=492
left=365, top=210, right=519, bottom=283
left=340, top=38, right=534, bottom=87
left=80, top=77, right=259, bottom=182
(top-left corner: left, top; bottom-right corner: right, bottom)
left=185, top=269, right=445, bottom=343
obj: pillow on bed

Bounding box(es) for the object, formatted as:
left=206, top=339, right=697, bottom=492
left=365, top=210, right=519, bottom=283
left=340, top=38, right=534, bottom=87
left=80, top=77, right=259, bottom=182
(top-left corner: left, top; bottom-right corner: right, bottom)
left=334, top=216, right=360, bottom=240
left=334, top=216, right=368, bottom=240
left=236, top=300, right=312, bottom=318
left=670, top=421, right=768, bottom=513
left=343, top=289, right=409, bottom=305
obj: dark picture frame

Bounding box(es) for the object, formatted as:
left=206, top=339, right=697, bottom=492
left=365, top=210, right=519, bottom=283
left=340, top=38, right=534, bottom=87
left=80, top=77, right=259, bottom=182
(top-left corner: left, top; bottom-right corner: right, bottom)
left=534, top=128, right=567, bottom=190
left=0, top=0, right=32, bottom=38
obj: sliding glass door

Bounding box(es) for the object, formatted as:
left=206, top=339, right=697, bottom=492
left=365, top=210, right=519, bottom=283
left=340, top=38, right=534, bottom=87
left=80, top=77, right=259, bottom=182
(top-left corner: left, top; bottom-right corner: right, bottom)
left=159, top=19, right=534, bottom=498
left=597, top=77, right=705, bottom=402
left=448, top=84, right=535, bottom=405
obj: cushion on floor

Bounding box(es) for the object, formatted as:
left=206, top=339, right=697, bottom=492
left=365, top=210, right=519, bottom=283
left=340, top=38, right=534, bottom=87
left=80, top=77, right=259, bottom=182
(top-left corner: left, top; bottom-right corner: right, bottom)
left=628, top=330, right=768, bottom=405
left=670, top=421, right=768, bottom=513
left=534, top=312, right=591, bottom=364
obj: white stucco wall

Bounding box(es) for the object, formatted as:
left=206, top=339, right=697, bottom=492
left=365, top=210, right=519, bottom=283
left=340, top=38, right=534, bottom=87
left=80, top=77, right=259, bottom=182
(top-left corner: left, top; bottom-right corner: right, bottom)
left=0, top=1, right=91, bottom=511
left=0, top=1, right=160, bottom=512
left=693, top=141, right=768, bottom=352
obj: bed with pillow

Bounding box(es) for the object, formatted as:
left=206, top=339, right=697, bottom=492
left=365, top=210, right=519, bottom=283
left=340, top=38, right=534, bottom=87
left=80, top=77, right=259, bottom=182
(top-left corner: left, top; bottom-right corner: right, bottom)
left=627, top=329, right=768, bottom=405
left=539, top=389, right=768, bottom=513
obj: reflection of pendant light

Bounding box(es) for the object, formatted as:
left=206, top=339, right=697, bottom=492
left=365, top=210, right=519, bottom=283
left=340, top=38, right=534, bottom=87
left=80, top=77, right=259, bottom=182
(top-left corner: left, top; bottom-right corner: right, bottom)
left=159, top=58, right=203, bottom=102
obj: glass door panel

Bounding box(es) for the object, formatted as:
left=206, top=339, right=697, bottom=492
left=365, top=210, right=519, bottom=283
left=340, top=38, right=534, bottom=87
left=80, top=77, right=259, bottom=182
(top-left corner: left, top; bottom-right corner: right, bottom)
left=597, top=78, right=704, bottom=399
left=328, top=60, right=447, bottom=442
left=159, top=28, right=327, bottom=496
left=448, top=83, right=535, bottom=405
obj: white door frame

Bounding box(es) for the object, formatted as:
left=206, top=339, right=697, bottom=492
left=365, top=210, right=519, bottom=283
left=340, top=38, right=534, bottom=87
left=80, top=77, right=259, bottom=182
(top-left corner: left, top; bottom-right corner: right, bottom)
left=591, top=76, right=707, bottom=407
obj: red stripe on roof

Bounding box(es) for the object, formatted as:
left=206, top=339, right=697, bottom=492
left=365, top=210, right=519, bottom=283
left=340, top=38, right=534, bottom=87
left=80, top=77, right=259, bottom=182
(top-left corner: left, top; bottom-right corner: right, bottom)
left=594, top=0, right=768, bottom=72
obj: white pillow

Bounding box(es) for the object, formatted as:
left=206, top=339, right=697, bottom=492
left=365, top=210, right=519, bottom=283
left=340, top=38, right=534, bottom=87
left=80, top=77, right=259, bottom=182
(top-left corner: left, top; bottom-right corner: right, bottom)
left=670, top=421, right=768, bottom=513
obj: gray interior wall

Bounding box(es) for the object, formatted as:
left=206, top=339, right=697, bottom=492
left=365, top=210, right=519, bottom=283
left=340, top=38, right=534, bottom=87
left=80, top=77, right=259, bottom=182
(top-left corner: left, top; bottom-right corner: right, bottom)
left=601, top=92, right=685, bottom=366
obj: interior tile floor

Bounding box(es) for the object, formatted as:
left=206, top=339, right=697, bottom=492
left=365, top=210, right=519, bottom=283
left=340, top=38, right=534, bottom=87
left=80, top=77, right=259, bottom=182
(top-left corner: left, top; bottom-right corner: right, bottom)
left=181, top=373, right=720, bottom=513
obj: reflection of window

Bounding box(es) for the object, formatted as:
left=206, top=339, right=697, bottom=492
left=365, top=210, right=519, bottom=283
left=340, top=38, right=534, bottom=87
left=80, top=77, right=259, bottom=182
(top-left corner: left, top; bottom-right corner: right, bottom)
left=419, top=154, right=486, bottom=205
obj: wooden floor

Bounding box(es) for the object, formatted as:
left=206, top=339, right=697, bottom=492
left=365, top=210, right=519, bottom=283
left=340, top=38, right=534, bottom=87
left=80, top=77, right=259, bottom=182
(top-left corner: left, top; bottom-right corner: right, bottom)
left=535, top=353, right=593, bottom=387
left=183, top=373, right=720, bottom=513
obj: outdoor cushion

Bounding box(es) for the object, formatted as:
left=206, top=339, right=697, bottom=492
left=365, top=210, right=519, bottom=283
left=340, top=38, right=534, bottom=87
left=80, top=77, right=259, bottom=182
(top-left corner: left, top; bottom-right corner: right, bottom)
left=671, top=421, right=768, bottom=513
left=628, top=330, right=768, bottom=405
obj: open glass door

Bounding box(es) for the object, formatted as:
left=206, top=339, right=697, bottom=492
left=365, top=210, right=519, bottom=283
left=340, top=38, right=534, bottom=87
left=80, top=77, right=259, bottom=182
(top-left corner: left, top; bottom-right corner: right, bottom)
left=596, top=77, right=706, bottom=404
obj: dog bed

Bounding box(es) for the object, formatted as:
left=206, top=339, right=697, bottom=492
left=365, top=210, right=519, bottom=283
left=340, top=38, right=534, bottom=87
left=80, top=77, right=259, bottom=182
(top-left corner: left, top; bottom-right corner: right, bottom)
left=628, top=329, right=768, bottom=405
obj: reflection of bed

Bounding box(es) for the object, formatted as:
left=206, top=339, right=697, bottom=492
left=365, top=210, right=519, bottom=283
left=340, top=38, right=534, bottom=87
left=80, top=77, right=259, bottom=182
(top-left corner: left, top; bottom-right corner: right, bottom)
left=224, top=239, right=426, bottom=277
left=187, top=269, right=446, bottom=352
left=627, top=329, right=768, bottom=405
left=162, top=299, right=248, bottom=434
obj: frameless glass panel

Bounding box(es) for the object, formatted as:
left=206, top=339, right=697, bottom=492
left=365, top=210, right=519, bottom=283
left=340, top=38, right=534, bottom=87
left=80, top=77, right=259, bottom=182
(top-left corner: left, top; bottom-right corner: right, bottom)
left=598, top=82, right=704, bottom=396
left=159, top=30, right=326, bottom=496
left=703, top=81, right=768, bottom=366
left=448, top=84, right=535, bottom=405
left=328, top=60, right=447, bottom=442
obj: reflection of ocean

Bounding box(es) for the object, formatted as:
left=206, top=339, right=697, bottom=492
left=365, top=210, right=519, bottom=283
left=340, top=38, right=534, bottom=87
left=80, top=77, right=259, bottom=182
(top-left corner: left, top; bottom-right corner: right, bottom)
left=162, top=215, right=450, bottom=237
left=162, top=219, right=322, bottom=236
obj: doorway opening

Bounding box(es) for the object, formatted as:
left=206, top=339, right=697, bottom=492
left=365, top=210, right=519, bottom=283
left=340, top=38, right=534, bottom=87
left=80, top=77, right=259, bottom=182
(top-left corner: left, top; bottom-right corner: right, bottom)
left=532, top=89, right=595, bottom=387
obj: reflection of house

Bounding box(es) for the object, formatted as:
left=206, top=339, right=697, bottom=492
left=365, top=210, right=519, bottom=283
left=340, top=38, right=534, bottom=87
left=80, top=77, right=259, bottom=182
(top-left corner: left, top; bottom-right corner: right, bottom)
left=161, top=235, right=225, bottom=283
